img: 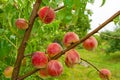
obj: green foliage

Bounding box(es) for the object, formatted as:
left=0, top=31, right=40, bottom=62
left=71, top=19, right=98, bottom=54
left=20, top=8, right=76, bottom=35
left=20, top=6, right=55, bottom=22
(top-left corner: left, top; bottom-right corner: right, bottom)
left=57, top=0, right=90, bottom=38
left=114, top=15, right=120, bottom=27
left=100, top=28, right=120, bottom=54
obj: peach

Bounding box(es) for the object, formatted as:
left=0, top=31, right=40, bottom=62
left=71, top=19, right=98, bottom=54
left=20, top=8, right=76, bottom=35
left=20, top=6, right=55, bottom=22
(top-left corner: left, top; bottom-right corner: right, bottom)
left=46, top=43, right=63, bottom=58
left=15, top=18, right=28, bottom=29
left=38, top=68, right=49, bottom=79
left=63, top=32, right=79, bottom=47
left=3, top=66, right=13, bottom=78
left=99, top=69, right=111, bottom=80
left=47, top=60, right=63, bottom=77
left=82, top=36, right=98, bottom=51
left=38, top=6, right=55, bottom=24
left=65, top=49, right=80, bottom=67
left=32, top=51, right=48, bottom=68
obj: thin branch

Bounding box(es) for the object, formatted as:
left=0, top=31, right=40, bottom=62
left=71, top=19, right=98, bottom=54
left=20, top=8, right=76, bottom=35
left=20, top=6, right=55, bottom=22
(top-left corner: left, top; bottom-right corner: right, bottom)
left=3, top=35, right=17, bottom=49
left=18, top=69, right=40, bottom=80
left=80, top=58, right=109, bottom=80
left=81, top=58, right=100, bottom=72
left=54, top=5, right=65, bottom=11
left=18, top=10, right=120, bottom=79
left=11, top=0, right=42, bottom=80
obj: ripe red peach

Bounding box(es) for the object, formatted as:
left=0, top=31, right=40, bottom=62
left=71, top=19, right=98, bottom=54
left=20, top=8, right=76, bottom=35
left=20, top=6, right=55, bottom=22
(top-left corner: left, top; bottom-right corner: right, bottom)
left=99, top=69, right=111, bottom=80
left=15, top=18, right=28, bottom=29
left=47, top=60, right=63, bottom=77
left=82, top=36, right=98, bottom=51
left=38, top=68, right=49, bottom=79
left=38, top=6, right=55, bottom=24
left=46, top=43, right=63, bottom=58
left=65, top=49, right=80, bottom=67
left=32, top=51, right=48, bottom=68
left=63, top=32, right=79, bottom=47
left=3, top=66, right=13, bottom=78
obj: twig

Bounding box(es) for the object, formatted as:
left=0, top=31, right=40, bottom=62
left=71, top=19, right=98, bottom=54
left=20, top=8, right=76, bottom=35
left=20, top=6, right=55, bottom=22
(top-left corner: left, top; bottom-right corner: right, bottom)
left=3, top=35, right=17, bottom=49
left=54, top=5, right=65, bottom=11
left=42, top=5, right=65, bottom=21
left=80, top=58, right=109, bottom=80
left=11, top=0, right=42, bottom=80
left=18, top=69, right=40, bottom=80
left=81, top=58, right=100, bottom=72
left=18, top=10, right=120, bottom=79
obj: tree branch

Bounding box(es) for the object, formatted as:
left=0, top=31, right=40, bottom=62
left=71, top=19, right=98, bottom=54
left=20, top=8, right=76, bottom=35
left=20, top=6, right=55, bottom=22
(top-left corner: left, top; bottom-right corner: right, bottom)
left=11, top=0, right=42, bottom=80
left=51, top=10, right=120, bottom=60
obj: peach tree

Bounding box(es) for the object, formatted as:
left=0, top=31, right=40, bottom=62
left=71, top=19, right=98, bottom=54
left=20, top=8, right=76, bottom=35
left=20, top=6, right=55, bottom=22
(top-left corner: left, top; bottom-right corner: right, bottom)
left=100, top=28, right=120, bottom=54
left=0, top=0, right=120, bottom=80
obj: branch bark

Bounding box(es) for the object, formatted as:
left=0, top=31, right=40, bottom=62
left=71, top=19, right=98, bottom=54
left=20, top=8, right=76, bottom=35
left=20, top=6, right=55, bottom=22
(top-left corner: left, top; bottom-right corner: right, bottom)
left=18, top=69, right=40, bottom=80
left=18, top=10, right=120, bottom=79
left=11, top=0, right=42, bottom=80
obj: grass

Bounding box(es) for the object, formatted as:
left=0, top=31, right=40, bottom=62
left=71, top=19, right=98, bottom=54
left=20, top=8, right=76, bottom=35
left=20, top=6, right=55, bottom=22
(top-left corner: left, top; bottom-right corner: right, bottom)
left=52, top=49, right=120, bottom=80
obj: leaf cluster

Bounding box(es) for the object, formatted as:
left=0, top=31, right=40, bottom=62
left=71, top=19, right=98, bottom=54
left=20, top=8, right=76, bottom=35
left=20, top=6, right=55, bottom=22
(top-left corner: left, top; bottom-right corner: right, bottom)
left=100, top=28, right=120, bottom=54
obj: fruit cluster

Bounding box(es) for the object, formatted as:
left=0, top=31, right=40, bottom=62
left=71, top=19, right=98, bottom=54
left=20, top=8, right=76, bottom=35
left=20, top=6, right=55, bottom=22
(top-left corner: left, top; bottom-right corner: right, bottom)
left=4, top=6, right=111, bottom=80
left=31, top=31, right=111, bottom=80
left=31, top=32, right=81, bottom=78
left=30, top=31, right=103, bottom=78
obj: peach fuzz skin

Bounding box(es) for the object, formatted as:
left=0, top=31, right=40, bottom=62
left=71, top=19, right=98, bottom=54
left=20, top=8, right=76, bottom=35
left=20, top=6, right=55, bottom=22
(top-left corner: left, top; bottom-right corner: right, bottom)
left=32, top=51, right=48, bottom=68
left=38, top=6, right=55, bottom=24
left=3, top=66, right=13, bottom=78
left=15, top=18, right=28, bottom=30
left=63, top=32, right=79, bottom=47
left=46, top=43, right=63, bottom=58
left=47, top=60, right=63, bottom=77
left=65, top=49, right=80, bottom=67
left=83, top=36, right=98, bottom=51
left=99, top=69, right=111, bottom=80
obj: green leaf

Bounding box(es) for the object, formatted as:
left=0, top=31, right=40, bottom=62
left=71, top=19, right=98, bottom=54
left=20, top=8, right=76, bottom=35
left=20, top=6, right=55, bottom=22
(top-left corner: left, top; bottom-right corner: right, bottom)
left=63, top=0, right=73, bottom=9
left=0, top=9, right=3, bottom=13
left=100, top=0, right=106, bottom=7
left=113, top=16, right=120, bottom=26
left=42, top=0, right=49, bottom=5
